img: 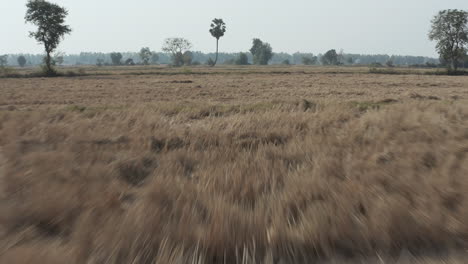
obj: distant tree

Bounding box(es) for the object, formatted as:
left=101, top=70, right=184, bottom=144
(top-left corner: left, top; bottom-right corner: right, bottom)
left=183, top=51, right=193, bottom=66
left=17, top=56, right=27, bottom=67
left=151, top=53, right=159, bottom=65
left=302, top=56, right=317, bottom=65
left=223, top=58, right=235, bottom=65
left=125, top=58, right=135, bottom=65
left=250, top=38, right=273, bottom=65
left=282, top=59, right=290, bottom=65
left=235, top=52, right=249, bottom=65
left=386, top=60, right=394, bottom=67
left=209, top=18, right=226, bottom=66
left=139, top=47, right=152, bottom=65
left=0, top=55, right=8, bottom=67
left=321, top=49, right=339, bottom=65
left=346, top=57, right=354, bottom=65
left=429, top=9, right=468, bottom=72
left=162, top=38, right=192, bottom=67
left=206, top=58, right=215, bottom=66
left=25, top=0, right=71, bottom=75
left=96, top=58, right=105, bottom=67
left=337, top=49, right=345, bottom=65
left=110, top=52, right=123, bottom=65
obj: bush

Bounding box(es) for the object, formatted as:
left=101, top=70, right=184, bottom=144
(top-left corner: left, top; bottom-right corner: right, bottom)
left=40, top=64, right=58, bottom=77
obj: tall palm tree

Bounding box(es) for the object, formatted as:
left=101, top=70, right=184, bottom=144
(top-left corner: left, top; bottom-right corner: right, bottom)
left=209, top=18, right=226, bottom=66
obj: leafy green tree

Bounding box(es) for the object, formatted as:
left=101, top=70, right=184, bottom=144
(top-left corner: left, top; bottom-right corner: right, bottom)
left=162, top=38, right=192, bottom=67
left=209, top=18, right=226, bottom=66
left=429, top=9, right=468, bottom=72
left=110, top=52, right=123, bottom=65
left=0, top=55, right=8, bottom=67
left=235, top=52, right=249, bottom=65
left=17, top=56, right=27, bottom=67
left=25, top=0, right=71, bottom=75
left=139, top=47, right=152, bottom=65
left=321, top=49, right=339, bottom=65
left=250, top=38, right=273, bottom=65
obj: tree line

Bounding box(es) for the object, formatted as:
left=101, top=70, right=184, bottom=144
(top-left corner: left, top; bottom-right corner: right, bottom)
left=2, top=52, right=444, bottom=68
left=1, top=0, right=467, bottom=75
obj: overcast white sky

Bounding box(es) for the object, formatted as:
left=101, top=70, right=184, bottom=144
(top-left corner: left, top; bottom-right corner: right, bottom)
left=1, top=0, right=467, bottom=56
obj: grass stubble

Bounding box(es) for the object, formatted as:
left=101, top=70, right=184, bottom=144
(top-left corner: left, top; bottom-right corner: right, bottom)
left=0, top=67, right=468, bottom=263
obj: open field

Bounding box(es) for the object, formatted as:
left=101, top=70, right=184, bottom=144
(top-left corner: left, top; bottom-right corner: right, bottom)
left=1, top=66, right=468, bottom=263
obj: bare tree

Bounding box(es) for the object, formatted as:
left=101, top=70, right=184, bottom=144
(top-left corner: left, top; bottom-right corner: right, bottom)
left=162, top=38, right=192, bottom=67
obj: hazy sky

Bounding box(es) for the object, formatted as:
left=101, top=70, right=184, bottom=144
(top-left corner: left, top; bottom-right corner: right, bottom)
left=1, top=0, right=467, bottom=57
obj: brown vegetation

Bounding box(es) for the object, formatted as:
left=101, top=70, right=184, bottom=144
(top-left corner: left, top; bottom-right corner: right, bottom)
left=1, top=67, right=468, bottom=263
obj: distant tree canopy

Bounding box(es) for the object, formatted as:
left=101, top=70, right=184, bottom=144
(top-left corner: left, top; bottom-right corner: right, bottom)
left=96, top=58, right=105, bottom=66
left=151, top=53, right=159, bottom=65
left=3, top=52, right=439, bottom=67
left=125, top=58, right=135, bottom=65
left=162, top=38, right=192, bottom=67
left=183, top=51, right=193, bottom=66
left=0, top=55, right=8, bottom=67
left=209, top=18, right=226, bottom=66
left=235, top=52, right=249, bottom=65
left=139, top=47, right=152, bottom=65
left=110, top=52, right=123, bottom=65
left=321, top=49, right=339, bottom=65
left=429, top=9, right=468, bottom=72
left=386, top=60, right=394, bottom=67
left=17, top=55, right=27, bottom=67
left=250, top=38, right=273, bottom=65
left=302, top=56, right=317, bottom=65
left=25, top=0, right=71, bottom=76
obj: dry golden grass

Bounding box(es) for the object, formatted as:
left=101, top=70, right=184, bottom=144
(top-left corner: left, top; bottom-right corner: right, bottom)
left=1, top=66, right=468, bottom=263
